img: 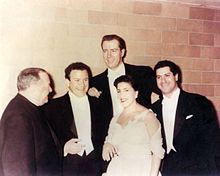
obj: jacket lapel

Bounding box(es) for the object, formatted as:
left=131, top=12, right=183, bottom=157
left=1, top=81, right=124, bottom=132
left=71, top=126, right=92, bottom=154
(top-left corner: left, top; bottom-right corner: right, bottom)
left=64, top=94, right=78, bottom=138
left=124, top=63, right=131, bottom=75
left=88, top=96, right=96, bottom=144
left=102, top=70, right=111, bottom=101
left=156, top=100, right=167, bottom=149
left=100, top=70, right=114, bottom=118
left=173, top=90, right=187, bottom=139
left=45, top=119, right=62, bottom=155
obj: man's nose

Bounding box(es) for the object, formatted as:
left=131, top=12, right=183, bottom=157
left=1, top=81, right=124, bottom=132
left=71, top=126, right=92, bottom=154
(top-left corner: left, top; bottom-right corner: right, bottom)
left=79, top=80, right=85, bottom=86
left=161, top=76, right=166, bottom=83
left=107, top=51, right=111, bottom=57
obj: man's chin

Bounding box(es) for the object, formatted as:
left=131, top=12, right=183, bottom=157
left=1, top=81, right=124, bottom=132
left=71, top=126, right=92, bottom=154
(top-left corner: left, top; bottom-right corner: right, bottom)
left=76, top=92, right=87, bottom=97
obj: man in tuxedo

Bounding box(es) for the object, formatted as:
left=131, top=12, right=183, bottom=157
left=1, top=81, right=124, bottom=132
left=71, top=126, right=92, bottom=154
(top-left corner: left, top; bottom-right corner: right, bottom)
left=43, top=62, right=102, bottom=176
left=89, top=34, right=159, bottom=157
left=152, top=60, right=220, bottom=175
left=0, top=68, right=62, bottom=176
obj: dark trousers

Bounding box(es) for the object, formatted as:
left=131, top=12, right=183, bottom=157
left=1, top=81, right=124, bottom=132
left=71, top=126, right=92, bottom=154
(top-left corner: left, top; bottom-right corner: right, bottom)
left=63, top=151, right=99, bottom=176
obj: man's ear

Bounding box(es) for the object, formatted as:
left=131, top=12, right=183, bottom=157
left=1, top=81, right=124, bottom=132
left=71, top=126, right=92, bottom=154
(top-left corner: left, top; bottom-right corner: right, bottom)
left=121, top=49, right=125, bottom=58
left=65, top=78, right=70, bottom=88
left=175, top=73, right=178, bottom=82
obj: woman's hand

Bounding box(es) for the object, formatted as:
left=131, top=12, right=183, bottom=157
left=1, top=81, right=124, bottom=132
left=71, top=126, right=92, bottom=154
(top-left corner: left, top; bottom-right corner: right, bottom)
left=102, top=142, right=117, bottom=161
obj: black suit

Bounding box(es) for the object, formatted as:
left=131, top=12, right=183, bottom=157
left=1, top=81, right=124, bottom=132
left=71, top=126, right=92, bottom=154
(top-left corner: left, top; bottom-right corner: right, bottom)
left=151, top=90, right=220, bottom=176
left=43, top=93, right=103, bottom=176
left=90, top=63, right=158, bottom=148
left=0, top=94, right=62, bottom=176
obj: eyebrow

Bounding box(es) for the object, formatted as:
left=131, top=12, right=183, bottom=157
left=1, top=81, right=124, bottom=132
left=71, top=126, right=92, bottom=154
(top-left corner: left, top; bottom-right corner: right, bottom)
left=157, top=71, right=172, bottom=75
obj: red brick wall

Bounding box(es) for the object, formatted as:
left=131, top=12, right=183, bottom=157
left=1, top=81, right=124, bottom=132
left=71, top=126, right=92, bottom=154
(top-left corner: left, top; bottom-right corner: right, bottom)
left=88, top=1, right=220, bottom=120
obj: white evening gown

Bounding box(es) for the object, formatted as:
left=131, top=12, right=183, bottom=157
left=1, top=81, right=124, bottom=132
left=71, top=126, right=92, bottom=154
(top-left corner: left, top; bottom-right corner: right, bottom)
left=104, top=110, right=164, bottom=176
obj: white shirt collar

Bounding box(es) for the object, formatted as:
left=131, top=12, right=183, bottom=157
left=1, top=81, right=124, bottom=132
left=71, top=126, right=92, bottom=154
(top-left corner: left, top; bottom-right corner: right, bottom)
left=162, top=88, right=180, bottom=153
left=68, top=90, right=87, bottom=102
left=68, top=91, right=94, bottom=156
left=163, top=88, right=180, bottom=103
left=107, top=62, right=125, bottom=78
left=107, top=63, right=125, bottom=117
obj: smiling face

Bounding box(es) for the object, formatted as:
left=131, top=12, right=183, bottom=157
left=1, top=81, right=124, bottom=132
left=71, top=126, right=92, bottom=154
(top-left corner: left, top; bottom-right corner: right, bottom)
left=156, top=66, right=178, bottom=98
left=116, top=82, right=138, bottom=108
left=66, top=69, right=89, bottom=97
left=102, top=39, right=125, bottom=70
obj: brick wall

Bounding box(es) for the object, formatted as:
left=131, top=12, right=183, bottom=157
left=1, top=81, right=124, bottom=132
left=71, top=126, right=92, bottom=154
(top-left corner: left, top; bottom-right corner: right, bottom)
left=0, top=0, right=220, bottom=122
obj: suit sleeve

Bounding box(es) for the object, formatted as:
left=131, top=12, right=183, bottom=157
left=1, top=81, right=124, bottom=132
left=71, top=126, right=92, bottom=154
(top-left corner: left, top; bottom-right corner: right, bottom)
left=195, top=96, right=219, bottom=172
left=1, top=114, right=35, bottom=176
left=136, top=66, right=160, bottom=107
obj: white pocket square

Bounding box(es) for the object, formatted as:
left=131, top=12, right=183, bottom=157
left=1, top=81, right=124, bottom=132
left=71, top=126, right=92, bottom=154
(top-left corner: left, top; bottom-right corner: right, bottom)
left=186, top=115, right=193, bottom=119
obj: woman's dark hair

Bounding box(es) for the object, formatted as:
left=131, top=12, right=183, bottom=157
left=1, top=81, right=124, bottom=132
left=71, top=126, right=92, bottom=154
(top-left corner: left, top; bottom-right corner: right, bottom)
left=114, top=75, right=138, bottom=91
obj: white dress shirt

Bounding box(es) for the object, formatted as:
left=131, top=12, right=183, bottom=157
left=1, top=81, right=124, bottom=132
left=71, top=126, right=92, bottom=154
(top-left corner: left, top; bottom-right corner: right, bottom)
left=162, top=88, right=180, bottom=154
left=107, top=63, right=125, bottom=117
left=69, top=91, right=94, bottom=156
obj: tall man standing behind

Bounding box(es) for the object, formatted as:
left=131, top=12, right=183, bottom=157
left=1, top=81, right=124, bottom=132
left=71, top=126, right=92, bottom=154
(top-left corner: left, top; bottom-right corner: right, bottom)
left=0, top=68, right=62, bottom=176
left=89, top=34, right=159, bottom=151
left=152, top=60, right=220, bottom=176
left=43, top=62, right=102, bottom=176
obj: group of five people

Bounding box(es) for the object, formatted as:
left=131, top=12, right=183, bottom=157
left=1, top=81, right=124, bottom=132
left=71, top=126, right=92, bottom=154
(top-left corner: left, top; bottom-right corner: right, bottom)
left=0, top=34, right=219, bottom=176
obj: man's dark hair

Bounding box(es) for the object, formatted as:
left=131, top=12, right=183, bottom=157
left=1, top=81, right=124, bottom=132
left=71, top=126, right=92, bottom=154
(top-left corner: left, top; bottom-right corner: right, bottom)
left=17, top=68, right=47, bottom=91
left=101, top=34, right=127, bottom=59
left=114, top=75, right=138, bottom=91
left=154, top=60, right=182, bottom=88
left=65, top=62, right=92, bottom=80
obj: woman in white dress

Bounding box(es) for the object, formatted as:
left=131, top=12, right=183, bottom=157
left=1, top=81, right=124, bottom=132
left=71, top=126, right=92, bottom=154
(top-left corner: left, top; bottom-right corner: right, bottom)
left=102, top=75, right=164, bottom=176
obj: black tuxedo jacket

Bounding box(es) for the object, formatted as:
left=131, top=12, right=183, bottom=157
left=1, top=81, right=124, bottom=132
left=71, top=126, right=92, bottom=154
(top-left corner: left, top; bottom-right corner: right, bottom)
left=43, top=93, right=104, bottom=176
left=151, top=90, right=220, bottom=176
left=90, top=63, right=159, bottom=146
left=43, top=93, right=102, bottom=148
left=0, top=94, right=62, bottom=176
